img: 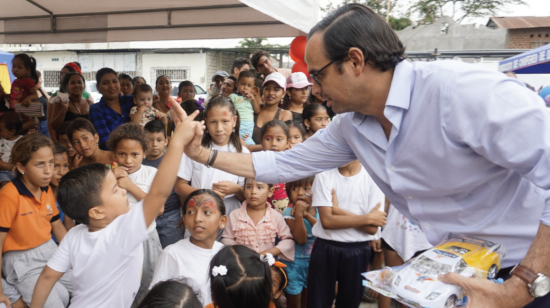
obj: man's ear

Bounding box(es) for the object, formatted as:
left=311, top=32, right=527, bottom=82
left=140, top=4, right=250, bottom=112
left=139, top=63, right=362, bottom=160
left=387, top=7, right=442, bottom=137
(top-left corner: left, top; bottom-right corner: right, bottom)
left=88, top=206, right=105, bottom=221
left=347, top=47, right=366, bottom=76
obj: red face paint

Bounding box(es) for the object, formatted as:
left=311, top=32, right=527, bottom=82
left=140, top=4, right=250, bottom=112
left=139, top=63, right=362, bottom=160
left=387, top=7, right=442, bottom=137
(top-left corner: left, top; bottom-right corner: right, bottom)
left=263, top=135, right=273, bottom=140
left=222, top=111, right=228, bottom=117
left=201, top=199, right=217, bottom=214
left=188, top=199, right=198, bottom=209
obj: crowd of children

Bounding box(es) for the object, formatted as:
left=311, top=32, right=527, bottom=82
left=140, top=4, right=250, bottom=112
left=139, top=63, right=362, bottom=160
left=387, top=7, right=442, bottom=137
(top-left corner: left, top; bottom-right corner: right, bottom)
left=0, top=53, right=432, bottom=308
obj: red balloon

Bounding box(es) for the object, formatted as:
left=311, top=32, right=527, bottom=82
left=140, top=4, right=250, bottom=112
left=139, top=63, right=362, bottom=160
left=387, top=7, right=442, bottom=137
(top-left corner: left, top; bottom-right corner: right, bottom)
left=289, top=49, right=300, bottom=62
left=292, top=60, right=309, bottom=79
left=290, top=36, right=307, bottom=61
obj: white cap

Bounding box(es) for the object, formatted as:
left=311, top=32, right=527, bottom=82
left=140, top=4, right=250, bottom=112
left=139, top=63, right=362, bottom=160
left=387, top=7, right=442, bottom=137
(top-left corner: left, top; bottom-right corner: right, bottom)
left=262, top=72, right=287, bottom=90
left=286, top=72, right=312, bottom=89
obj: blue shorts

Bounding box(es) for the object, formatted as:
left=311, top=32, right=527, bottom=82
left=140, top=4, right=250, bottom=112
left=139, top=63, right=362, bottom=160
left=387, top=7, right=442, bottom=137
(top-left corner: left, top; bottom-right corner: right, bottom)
left=282, top=258, right=310, bottom=295
left=240, top=121, right=255, bottom=145
left=0, top=170, right=14, bottom=183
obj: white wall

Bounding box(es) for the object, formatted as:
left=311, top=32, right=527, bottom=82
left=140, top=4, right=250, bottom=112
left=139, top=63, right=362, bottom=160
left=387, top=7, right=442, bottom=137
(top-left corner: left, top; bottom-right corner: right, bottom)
left=26, top=51, right=78, bottom=72
left=141, top=53, right=207, bottom=89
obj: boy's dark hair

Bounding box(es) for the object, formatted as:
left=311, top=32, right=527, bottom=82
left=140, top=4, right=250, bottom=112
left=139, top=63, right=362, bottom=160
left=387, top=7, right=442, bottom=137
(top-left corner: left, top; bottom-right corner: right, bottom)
left=308, top=3, right=405, bottom=72
left=56, top=121, right=71, bottom=137
left=210, top=246, right=272, bottom=308
left=238, top=70, right=255, bottom=81
left=250, top=50, right=270, bottom=71
left=178, top=80, right=195, bottom=93
left=143, top=120, right=167, bottom=137
left=285, top=175, right=316, bottom=198
left=260, top=120, right=290, bottom=140
left=133, top=83, right=153, bottom=96
left=53, top=143, right=67, bottom=156
left=202, top=95, right=242, bottom=153
left=96, top=67, right=118, bottom=85
left=13, top=54, right=38, bottom=83
left=254, top=76, right=264, bottom=97
left=182, top=189, right=226, bottom=216
left=302, top=103, right=327, bottom=130
left=0, top=111, right=23, bottom=134
left=106, top=123, right=148, bottom=153
left=231, top=57, right=251, bottom=75
left=57, top=163, right=108, bottom=225
left=67, top=118, right=98, bottom=143
left=180, top=99, right=204, bottom=122
left=285, top=120, right=306, bottom=139
left=138, top=279, right=203, bottom=308
left=118, top=73, right=133, bottom=84
left=61, top=72, right=86, bottom=93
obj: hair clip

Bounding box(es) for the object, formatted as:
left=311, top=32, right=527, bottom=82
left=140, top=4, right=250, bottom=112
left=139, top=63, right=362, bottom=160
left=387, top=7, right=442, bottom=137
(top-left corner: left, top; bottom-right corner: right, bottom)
left=212, top=265, right=227, bottom=277
left=261, top=253, right=275, bottom=266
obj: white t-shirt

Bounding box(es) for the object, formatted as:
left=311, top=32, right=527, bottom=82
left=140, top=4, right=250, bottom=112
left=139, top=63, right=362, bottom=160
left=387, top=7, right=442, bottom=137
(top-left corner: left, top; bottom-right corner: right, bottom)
left=0, top=136, right=22, bottom=163
left=150, top=238, right=224, bottom=306
left=47, top=201, right=149, bottom=308
left=128, top=165, right=158, bottom=232
left=381, top=205, right=433, bottom=261
left=311, top=166, right=385, bottom=243
left=177, top=143, right=248, bottom=199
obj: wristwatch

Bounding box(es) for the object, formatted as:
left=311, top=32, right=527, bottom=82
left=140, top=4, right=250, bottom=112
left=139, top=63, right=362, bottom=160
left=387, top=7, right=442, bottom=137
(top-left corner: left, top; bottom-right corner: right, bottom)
left=510, top=264, right=550, bottom=298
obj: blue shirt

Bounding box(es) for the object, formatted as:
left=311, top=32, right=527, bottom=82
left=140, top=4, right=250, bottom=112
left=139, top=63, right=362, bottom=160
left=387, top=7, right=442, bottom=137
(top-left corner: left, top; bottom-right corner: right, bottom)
left=283, top=207, right=318, bottom=259
left=88, top=95, right=134, bottom=149
left=253, top=60, right=549, bottom=267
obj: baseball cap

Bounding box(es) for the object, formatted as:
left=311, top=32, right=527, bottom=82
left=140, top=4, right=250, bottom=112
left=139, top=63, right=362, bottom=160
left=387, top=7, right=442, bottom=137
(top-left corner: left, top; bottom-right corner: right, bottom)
left=262, top=72, right=287, bottom=90
left=287, top=72, right=312, bottom=89
left=212, top=71, right=229, bottom=81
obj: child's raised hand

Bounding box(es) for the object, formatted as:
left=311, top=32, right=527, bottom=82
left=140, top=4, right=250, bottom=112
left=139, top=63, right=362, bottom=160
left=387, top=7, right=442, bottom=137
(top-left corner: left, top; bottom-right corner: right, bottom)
left=73, top=154, right=83, bottom=168
left=112, top=166, right=129, bottom=179
left=212, top=189, right=226, bottom=199
left=292, top=200, right=308, bottom=217
left=212, top=181, right=240, bottom=196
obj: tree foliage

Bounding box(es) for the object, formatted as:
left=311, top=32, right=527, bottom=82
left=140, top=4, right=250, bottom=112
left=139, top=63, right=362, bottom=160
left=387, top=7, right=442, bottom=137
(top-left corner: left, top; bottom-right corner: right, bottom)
left=237, top=38, right=289, bottom=49
left=411, top=0, right=526, bottom=24
left=321, top=0, right=413, bottom=30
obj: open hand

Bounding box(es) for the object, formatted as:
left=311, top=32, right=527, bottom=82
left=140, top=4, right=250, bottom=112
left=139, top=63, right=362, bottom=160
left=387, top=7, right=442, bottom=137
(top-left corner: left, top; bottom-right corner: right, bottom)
left=438, top=274, right=532, bottom=308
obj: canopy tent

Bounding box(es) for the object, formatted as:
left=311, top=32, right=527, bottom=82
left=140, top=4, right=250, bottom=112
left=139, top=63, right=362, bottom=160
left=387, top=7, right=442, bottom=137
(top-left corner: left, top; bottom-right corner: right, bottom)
left=0, top=0, right=317, bottom=44
left=0, top=50, right=14, bottom=93
left=498, top=43, right=550, bottom=74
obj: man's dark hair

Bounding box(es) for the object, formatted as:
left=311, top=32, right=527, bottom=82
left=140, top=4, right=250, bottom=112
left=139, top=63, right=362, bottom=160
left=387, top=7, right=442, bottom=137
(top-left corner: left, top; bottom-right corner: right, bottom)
left=250, top=51, right=270, bottom=70
left=308, top=3, right=405, bottom=72
left=67, top=118, right=98, bottom=142
left=178, top=80, right=195, bottom=93
left=57, top=163, right=109, bottom=225
left=144, top=119, right=167, bottom=137
left=0, top=111, right=22, bottom=134
left=231, top=57, right=251, bottom=75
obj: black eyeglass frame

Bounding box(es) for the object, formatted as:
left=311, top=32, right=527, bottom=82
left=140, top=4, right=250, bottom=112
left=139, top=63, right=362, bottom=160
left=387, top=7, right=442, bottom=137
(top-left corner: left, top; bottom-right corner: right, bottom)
left=310, top=60, right=334, bottom=86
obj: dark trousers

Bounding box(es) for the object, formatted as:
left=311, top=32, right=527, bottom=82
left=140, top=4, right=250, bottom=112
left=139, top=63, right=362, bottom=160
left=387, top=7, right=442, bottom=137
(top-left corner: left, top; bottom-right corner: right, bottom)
left=498, top=267, right=550, bottom=308
left=307, top=238, right=371, bottom=308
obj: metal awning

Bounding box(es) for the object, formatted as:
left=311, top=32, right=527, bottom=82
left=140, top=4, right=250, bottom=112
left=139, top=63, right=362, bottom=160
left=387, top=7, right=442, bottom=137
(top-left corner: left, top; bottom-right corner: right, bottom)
left=0, top=0, right=316, bottom=44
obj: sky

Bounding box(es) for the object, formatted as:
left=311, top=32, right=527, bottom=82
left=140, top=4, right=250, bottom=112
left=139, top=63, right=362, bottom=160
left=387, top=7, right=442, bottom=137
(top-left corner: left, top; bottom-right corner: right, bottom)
left=130, top=0, right=550, bottom=49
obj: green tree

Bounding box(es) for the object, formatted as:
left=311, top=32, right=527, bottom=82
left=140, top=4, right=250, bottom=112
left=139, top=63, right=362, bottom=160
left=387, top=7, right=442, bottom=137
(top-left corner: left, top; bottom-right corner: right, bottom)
left=237, top=38, right=289, bottom=49
left=321, top=0, right=413, bottom=31
left=411, top=0, right=526, bottom=24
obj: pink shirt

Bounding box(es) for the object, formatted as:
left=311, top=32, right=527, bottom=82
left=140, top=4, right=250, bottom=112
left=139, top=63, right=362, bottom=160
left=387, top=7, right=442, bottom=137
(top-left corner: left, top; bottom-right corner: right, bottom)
left=222, top=201, right=295, bottom=261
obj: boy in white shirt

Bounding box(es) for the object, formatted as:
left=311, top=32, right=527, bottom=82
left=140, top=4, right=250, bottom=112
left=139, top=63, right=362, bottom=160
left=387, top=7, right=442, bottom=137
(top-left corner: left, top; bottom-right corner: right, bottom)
left=29, top=104, right=202, bottom=308
left=309, top=160, right=387, bottom=308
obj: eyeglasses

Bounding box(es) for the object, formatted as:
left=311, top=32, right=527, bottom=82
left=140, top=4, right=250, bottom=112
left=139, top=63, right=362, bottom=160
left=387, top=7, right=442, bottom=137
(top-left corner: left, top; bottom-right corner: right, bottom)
left=310, top=60, right=334, bottom=86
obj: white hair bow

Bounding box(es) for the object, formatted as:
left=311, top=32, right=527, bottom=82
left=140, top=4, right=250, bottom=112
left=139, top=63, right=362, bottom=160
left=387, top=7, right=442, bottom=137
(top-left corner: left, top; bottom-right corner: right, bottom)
left=212, top=265, right=228, bottom=277
left=261, top=253, right=275, bottom=266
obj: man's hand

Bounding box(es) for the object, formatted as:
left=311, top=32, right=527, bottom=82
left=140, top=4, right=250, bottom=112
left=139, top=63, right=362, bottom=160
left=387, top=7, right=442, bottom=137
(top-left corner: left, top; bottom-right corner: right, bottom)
left=367, top=203, right=386, bottom=227
left=439, top=274, right=533, bottom=308
left=212, top=181, right=240, bottom=196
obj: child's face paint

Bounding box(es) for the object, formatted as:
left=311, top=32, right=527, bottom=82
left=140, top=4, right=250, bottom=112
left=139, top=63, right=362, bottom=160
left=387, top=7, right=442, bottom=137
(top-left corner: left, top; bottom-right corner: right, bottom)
left=71, top=130, right=97, bottom=158
left=261, top=126, right=289, bottom=152
left=184, top=194, right=225, bottom=247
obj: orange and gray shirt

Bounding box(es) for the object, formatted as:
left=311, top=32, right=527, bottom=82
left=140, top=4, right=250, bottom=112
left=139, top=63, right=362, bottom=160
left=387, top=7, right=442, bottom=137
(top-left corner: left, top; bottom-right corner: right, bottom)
left=0, top=178, right=60, bottom=253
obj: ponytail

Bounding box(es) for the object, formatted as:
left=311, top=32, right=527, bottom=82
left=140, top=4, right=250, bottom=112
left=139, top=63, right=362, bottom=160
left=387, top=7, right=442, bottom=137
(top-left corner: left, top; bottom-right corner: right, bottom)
left=13, top=54, right=38, bottom=83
